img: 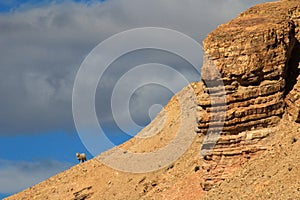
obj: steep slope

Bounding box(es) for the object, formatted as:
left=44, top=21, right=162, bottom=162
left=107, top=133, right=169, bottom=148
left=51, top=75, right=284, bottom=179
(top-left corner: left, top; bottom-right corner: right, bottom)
left=6, top=85, right=207, bottom=200
left=6, top=0, right=300, bottom=199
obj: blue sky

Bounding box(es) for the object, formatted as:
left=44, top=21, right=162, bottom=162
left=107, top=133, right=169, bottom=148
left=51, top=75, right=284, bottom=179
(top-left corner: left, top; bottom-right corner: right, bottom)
left=0, top=0, right=56, bottom=12
left=0, top=0, right=105, bottom=12
left=0, top=0, right=274, bottom=198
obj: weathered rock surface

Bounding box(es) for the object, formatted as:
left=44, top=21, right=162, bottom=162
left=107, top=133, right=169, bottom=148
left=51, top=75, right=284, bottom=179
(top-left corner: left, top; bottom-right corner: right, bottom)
left=204, top=119, right=300, bottom=200
left=196, top=0, right=300, bottom=189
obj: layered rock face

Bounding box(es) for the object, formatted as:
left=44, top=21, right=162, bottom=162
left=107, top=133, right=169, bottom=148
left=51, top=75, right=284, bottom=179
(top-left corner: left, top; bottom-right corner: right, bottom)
left=196, top=0, right=300, bottom=189
left=285, top=4, right=300, bottom=122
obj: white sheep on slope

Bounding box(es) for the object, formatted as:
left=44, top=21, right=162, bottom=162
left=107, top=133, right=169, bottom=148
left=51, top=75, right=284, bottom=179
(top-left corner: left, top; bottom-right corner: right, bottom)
left=76, top=152, right=87, bottom=163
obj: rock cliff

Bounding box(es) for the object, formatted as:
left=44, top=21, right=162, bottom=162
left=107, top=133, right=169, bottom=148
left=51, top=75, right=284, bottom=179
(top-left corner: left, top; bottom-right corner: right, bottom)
left=196, top=0, right=300, bottom=190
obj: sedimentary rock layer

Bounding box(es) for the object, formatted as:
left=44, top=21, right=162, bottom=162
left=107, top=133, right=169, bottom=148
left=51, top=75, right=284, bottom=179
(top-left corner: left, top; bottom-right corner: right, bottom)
left=196, top=0, right=300, bottom=189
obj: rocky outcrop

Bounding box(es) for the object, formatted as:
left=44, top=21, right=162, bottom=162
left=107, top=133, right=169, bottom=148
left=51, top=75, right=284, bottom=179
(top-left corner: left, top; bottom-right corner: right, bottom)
left=196, top=0, right=300, bottom=189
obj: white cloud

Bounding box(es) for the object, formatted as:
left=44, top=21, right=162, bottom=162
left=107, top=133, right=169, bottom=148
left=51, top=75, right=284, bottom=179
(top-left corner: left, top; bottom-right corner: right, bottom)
left=0, top=0, right=274, bottom=135
left=0, top=159, right=72, bottom=194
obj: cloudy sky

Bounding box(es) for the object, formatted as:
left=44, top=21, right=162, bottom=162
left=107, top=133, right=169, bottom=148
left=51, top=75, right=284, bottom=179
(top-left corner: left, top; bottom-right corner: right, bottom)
left=0, top=0, right=274, bottom=198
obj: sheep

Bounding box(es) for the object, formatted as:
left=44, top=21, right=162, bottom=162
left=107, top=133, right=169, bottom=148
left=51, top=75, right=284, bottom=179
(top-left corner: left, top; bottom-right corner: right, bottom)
left=76, top=152, right=87, bottom=163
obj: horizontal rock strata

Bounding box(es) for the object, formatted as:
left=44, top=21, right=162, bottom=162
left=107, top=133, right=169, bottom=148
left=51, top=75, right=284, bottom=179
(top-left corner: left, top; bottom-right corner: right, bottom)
left=196, top=0, right=300, bottom=189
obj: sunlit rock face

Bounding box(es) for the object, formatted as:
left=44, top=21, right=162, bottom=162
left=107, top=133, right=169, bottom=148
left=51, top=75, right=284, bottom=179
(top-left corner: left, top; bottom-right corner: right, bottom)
left=196, top=0, right=300, bottom=189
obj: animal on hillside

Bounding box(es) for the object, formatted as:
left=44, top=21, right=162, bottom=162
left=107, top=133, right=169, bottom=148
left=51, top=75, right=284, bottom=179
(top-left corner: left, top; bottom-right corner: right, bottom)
left=76, top=152, right=87, bottom=163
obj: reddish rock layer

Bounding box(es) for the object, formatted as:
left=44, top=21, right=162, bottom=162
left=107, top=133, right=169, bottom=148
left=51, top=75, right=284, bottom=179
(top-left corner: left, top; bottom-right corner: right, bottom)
left=196, top=0, right=300, bottom=189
